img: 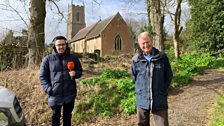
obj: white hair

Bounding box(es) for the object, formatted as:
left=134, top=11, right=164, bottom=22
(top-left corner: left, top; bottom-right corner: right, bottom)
left=138, top=31, right=153, bottom=41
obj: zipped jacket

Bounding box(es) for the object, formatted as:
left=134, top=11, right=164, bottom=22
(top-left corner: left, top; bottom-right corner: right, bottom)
left=39, top=44, right=83, bottom=107
left=131, top=48, right=173, bottom=111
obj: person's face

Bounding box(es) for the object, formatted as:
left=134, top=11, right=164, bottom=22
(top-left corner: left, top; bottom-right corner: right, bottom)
left=55, top=39, right=66, bottom=54
left=138, top=35, right=153, bottom=55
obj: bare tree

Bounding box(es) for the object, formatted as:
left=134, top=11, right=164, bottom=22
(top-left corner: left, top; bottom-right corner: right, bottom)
left=0, top=2, right=29, bottom=28
left=126, top=0, right=187, bottom=56
left=119, top=0, right=165, bottom=51
left=27, top=0, right=46, bottom=69
left=148, top=0, right=165, bottom=52
left=169, top=0, right=183, bottom=59
left=28, top=0, right=69, bottom=68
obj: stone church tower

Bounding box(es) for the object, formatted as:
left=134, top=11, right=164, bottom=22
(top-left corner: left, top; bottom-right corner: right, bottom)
left=67, top=4, right=86, bottom=40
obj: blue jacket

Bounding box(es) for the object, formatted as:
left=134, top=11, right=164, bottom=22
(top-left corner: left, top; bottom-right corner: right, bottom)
left=131, top=48, right=173, bottom=111
left=39, top=44, right=83, bottom=107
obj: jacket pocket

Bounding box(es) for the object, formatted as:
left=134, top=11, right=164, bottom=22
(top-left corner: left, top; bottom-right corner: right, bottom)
left=51, top=83, right=62, bottom=96
left=135, top=70, right=147, bottom=91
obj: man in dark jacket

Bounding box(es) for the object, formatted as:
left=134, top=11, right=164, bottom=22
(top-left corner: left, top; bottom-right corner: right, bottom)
left=131, top=32, right=173, bottom=126
left=39, top=36, right=83, bottom=126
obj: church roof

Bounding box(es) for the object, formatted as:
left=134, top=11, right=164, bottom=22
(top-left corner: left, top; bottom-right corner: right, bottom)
left=70, top=12, right=120, bottom=42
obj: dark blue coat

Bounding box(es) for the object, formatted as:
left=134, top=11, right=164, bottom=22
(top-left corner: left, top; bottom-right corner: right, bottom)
left=131, top=48, right=173, bottom=111
left=39, top=46, right=83, bottom=107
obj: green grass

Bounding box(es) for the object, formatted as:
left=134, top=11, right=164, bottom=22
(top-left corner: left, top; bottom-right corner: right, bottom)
left=74, top=54, right=224, bottom=124
left=0, top=112, right=8, bottom=126
left=208, top=94, right=224, bottom=126
left=74, top=69, right=135, bottom=124
left=170, top=53, right=214, bottom=88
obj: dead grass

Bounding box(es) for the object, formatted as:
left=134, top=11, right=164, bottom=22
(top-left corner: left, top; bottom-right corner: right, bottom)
left=1, top=55, right=223, bottom=126
left=0, top=69, right=50, bottom=125
left=0, top=54, right=134, bottom=125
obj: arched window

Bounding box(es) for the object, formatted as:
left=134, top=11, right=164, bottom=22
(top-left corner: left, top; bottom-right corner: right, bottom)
left=76, top=12, right=80, bottom=22
left=115, top=35, right=122, bottom=50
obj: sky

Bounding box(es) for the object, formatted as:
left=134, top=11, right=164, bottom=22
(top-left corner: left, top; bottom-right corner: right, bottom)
left=0, top=0, right=147, bottom=43
left=0, top=0, right=190, bottom=43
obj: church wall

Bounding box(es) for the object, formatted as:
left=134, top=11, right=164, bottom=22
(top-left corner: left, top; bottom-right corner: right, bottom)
left=101, top=14, right=134, bottom=56
left=71, top=39, right=85, bottom=53
left=86, top=37, right=102, bottom=55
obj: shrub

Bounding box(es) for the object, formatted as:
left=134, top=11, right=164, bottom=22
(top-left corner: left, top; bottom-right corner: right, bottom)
left=74, top=69, right=135, bottom=124
left=171, top=71, right=192, bottom=88
left=170, top=53, right=214, bottom=88
left=100, top=69, right=130, bottom=79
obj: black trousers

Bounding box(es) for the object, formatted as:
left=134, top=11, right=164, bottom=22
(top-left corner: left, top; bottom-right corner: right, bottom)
left=137, top=107, right=168, bottom=126
left=51, top=101, right=74, bottom=126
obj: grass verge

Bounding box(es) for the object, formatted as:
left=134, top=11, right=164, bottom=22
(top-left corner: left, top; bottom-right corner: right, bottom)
left=208, top=92, right=224, bottom=126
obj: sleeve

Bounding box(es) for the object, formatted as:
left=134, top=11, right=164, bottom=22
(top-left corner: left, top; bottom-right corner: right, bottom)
left=74, top=56, right=83, bottom=79
left=39, top=56, right=52, bottom=95
left=131, top=60, right=137, bottom=83
left=164, top=56, right=173, bottom=87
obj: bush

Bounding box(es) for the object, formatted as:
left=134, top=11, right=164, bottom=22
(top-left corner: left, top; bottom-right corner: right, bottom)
left=116, top=78, right=136, bottom=115
left=80, top=76, right=106, bottom=85
left=211, top=58, right=224, bottom=68
left=0, top=60, right=11, bottom=70
left=100, top=69, right=130, bottom=79
left=74, top=69, right=135, bottom=124
left=0, top=45, right=27, bottom=70
left=170, top=53, right=215, bottom=88
left=171, top=71, right=192, bottom=88
left=120, top=92, right=136, bottom=115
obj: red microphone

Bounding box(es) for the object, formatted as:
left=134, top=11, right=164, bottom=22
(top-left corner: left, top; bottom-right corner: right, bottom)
left=67, top=61, right=75, bottom=70
left=67, top=61, right=75, bottom=80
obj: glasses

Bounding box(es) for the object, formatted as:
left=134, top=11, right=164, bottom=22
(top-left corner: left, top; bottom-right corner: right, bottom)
left=55, top=44, right=66, bottom=47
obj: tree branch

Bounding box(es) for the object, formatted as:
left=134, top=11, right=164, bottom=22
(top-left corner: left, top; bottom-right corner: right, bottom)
left=48, top=0, right=65, bottom=21
left=0, top=3, right=28, bottom=28
left=92, top=0, right=102, bottom=5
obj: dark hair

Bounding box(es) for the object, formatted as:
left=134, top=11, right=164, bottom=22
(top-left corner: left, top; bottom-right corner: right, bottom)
left=52, top=36, right=67, bottom=43
left=52, top=36, right=71, bottom=54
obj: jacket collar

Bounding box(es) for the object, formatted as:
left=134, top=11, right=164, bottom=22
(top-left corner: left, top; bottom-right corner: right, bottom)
left=132, top=47, right=165, bottom=62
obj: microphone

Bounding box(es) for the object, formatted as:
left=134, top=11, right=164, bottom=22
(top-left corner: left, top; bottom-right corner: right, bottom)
left=67, top=61, right=75, bottom=80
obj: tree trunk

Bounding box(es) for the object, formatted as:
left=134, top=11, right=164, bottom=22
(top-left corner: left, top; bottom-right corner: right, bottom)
left=27, top=0, right=46, bottom=69
left=173, top=33, right=180, bottom=59
left=149, top=0, right=164, bottom=52
left=146, top=0, right=153, bottom=34
left=172, top=0, right=183, bottom=59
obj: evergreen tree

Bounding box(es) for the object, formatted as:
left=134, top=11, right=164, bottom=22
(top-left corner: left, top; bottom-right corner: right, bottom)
left=189, top=0, right=224, bottom=56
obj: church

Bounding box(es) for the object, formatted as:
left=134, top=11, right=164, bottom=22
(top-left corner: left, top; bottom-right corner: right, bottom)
left=67, top=4, right=134, bottom=56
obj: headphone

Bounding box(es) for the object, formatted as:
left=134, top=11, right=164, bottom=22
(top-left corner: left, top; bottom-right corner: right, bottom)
left=52, top=36, right=67, bottom=43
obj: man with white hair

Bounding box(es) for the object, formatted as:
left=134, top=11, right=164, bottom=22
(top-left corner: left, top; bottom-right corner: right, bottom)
left=131, top=31, right=173, bottom=126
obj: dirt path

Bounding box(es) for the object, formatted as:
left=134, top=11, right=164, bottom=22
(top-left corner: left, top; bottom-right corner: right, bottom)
left=168, top=69, right=224, bottom=126
left=84, top=69, right=224, bottom=126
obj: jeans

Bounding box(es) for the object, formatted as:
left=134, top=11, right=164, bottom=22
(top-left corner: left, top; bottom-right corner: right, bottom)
left=137, top=107, right=168, bottom=126
left=51, top=101, right=74, bottom=126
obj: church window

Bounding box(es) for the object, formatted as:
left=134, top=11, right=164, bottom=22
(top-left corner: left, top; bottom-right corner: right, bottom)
left=115, top=35, right=122, bottom=50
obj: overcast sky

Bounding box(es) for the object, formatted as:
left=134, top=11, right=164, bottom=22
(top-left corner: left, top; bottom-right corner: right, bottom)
left=0, top=0, right=189, bottom=43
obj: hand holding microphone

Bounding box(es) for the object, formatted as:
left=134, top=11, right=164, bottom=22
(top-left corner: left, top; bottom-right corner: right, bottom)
left=67, top=61, right=75, bottom=80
